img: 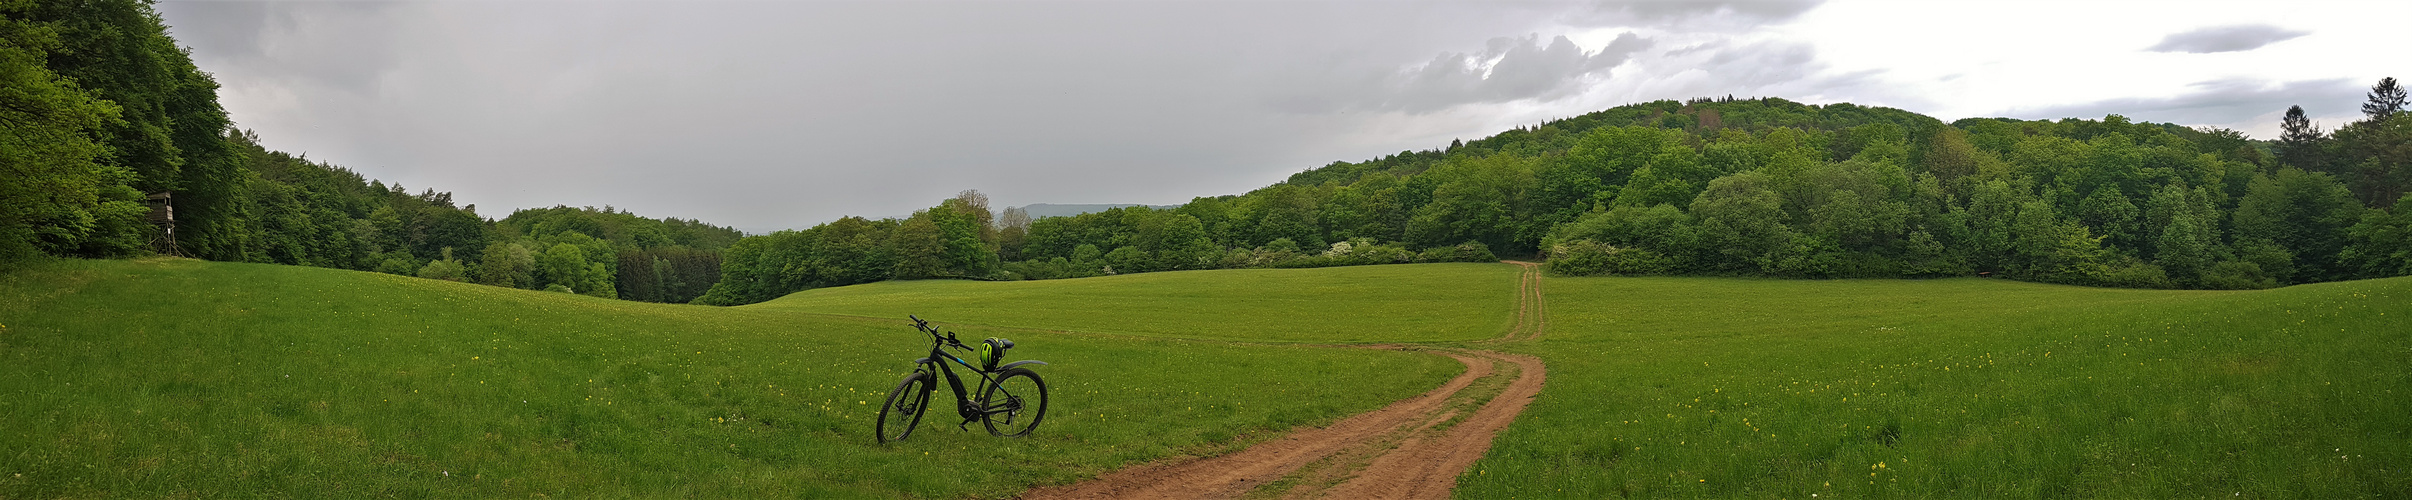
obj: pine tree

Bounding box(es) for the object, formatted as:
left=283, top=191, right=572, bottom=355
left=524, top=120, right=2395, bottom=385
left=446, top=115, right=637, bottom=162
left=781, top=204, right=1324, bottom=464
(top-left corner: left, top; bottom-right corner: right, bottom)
left=2366, top=77, right=2407, bottom=121
left=2278, top=105, right=2327, bottom=171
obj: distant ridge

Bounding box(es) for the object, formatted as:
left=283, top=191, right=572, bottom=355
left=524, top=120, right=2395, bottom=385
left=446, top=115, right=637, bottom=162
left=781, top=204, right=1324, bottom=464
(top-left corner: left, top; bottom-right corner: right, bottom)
left=1017, top=203, right=1181, bottom=219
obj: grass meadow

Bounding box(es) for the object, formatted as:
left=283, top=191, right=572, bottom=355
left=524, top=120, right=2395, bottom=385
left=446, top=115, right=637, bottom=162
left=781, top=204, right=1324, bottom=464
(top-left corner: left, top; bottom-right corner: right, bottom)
left=5, top=258, right=2405, bottom=497
left=0, top=258, right=1458, bottom=498
left=755, top=263, right=2412, bottom=497
left=755, top=263, right=1521, bottom=343
left=1461, top=276, right=2411, bottom=498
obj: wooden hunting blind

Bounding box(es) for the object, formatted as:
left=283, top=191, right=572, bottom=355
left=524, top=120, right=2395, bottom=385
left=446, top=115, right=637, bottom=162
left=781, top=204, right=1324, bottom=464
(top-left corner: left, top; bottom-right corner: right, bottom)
left=145, top=192, right=178, bottom=256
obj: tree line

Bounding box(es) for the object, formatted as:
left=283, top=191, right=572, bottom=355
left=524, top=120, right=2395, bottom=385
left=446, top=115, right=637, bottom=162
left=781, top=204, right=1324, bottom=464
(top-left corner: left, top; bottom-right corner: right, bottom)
left=704, top=91, right=2412, bottom=304
left=1, top=1, right=738, bottom=303
left=226, top=131, right=742, bottom=303
left=1527, top=86, right=2411, bottom=288
left=693, top=190, right=1501, bottom=305
left=12, top=1, right=2409, bottom=306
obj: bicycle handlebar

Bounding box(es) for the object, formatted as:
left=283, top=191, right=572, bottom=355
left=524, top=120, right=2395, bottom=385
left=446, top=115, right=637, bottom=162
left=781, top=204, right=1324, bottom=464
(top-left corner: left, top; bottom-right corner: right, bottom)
left=908, top=315, right=968, bottom=350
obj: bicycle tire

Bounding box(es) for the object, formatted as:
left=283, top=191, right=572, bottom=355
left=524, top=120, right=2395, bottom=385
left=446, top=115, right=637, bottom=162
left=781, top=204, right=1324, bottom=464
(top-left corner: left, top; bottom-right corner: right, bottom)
left=978, top=368, right=1048, bottom=437
left=875, top=371, right=933, bottom=444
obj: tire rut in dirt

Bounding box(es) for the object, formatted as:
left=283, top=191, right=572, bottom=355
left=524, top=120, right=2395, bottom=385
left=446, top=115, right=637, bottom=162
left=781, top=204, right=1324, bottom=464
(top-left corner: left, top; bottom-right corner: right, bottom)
left=1489, top=261, right=1546, bottom=342
left=1321, top=351, right=1547, bottom=499
left=1017, top=349, right=1547, bottom=499
left=1019, top=262, right=1552, bottom=499
left=1018, top=351, right=1493, bottom=499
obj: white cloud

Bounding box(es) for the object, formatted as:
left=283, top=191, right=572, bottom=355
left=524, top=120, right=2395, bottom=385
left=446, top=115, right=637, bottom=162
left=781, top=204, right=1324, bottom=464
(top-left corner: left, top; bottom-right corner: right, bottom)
left=154, top=0, right=2412, bottom=232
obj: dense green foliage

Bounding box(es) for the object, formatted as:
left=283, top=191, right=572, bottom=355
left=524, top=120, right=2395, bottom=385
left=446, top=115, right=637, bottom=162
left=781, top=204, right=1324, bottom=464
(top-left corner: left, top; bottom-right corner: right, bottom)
left=231, top=132, right=739, bottom=302
left=0, top=258, right=1456, bottom=497
left=0, top=0, right=225, bottom=262
left=1327, top=96, right=2409, bottom=290
left=0, top=0, right=742, bottom=303
left=692, top=192, right=997, bottom=306
left=707, top=96, right=2412, bottom=305
left=699, top=190, right=1504, bottom=306
left=11, top=1, right=2408, bottom=304
left=1463, top=274, right=2408, bottom=497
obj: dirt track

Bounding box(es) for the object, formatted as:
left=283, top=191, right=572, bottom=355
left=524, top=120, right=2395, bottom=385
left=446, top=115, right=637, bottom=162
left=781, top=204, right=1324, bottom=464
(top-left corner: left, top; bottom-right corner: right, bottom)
left=1497, top=261, right=1548, bottom=342
left=1019, top=263, right=1549, bottom=499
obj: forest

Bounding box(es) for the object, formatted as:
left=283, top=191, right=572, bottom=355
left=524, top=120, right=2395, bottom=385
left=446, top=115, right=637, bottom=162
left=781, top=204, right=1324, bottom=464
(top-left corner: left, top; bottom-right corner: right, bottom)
left=0, top=1, right=736, bottom=303
left=8, top=1, right=2412, bottom=307
left=696, top=89, right=2412, bottom=305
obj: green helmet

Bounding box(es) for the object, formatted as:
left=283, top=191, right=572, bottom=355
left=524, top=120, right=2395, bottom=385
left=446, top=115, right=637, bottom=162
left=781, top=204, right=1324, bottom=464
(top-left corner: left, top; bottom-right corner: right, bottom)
left=978, top=337, right=1010, bottom=369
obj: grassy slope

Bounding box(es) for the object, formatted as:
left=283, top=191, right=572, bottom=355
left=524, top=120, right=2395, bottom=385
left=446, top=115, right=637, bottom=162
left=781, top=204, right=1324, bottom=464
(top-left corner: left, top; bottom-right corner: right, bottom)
left=757, top=263, right=1521, bottom=343
left=743, top=265, right=2411, bottom=497
left=11, top=259, right=2403, bottom=497
left=1464, top=276, right=2412, bottom=498
left=0, top=258, right=1457, bottom=498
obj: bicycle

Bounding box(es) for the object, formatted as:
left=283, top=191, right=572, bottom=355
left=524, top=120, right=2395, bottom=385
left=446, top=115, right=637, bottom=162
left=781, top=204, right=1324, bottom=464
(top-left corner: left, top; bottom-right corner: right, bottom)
left=875, top=315, right=1050, bottom=444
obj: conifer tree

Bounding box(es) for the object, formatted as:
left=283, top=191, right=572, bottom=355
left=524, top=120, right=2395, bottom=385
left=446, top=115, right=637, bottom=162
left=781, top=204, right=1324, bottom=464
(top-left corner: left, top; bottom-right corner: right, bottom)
left=2278, top=105, right=2327, bottom=171
left=2365, top=77, right=2407, bottom=121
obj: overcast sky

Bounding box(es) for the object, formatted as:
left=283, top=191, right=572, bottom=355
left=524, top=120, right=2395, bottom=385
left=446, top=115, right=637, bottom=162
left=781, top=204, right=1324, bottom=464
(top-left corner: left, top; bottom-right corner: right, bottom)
left=155, top=0, right=2410, bottom=233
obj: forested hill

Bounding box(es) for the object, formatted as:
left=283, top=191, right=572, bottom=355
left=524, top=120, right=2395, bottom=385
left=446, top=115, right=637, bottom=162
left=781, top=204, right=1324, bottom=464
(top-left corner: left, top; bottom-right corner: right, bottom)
left=1232, top=93, right=2407, bottom=288
left=1, top=1, right=739, bottom=303
left=702, top=92, right=2412, bottom=305
left=1018, top=203, right=1180, bottom=219
left=1263, top=94, right=2412, bottom=291
left=1283, top=98, right=1950, bottom=187
left=11, top=2, right=2411, bottom=307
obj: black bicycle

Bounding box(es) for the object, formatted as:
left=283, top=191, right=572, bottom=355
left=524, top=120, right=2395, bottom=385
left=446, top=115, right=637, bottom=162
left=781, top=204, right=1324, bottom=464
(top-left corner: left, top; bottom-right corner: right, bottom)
left=875, top=315, right=1049, bottom=444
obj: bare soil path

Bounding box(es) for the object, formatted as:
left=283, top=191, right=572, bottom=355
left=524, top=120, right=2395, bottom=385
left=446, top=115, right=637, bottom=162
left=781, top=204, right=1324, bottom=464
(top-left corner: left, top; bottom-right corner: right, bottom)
left=1497, top=261, right=1548, bottom=342
left=1019, top=262, right=1549, bottom=499
left=1319, top=351, right=1544, bottom=499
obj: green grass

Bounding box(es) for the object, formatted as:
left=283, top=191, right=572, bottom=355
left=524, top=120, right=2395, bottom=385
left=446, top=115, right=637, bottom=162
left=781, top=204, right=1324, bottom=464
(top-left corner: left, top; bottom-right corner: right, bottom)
left=1464, top=276, right=2412, bottom=498
left=754, top=263, right=1522, bottom=343
left=0, top=258, right=1458, bottom=498
left=746, top=266, right=2411, bottom=497
left=11, top=259, right=2407, bottom=497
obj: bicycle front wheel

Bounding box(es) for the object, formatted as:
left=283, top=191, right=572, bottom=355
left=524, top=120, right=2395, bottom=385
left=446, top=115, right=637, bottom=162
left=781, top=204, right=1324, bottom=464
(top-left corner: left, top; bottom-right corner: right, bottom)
left=875, top=371, right=933, bottom=444
left=979, top=368, right=1048, bottom=437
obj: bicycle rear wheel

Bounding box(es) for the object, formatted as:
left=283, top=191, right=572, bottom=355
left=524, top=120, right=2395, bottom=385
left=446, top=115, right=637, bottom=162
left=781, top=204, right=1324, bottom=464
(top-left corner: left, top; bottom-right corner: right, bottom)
left=876, top=372, right=933, bottom=444
left=979, top=368, right=1048, bottom=437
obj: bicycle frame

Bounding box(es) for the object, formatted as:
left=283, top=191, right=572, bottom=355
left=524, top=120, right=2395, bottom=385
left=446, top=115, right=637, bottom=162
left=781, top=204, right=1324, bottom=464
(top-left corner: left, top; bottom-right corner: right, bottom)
left=907, top=317, right=1046, bottom=428
left=917, top=342, right=995, bottom=426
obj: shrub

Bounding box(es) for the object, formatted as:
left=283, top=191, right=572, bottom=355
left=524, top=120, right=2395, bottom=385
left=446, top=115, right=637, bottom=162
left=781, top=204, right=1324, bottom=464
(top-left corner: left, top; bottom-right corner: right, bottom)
left=375, top=252, right=421, bottom=276
left=2090, top=259, right=2173, bottom=289
left=1547, top=240, right=1616, bottom=276
left=1420, top=241, right=1498, bottom=263
left=1549, top=240, right=1674, bottom=276
left=2198, top=260, right=2279, bottom=290
left=416, top=258, right=468, bottom=282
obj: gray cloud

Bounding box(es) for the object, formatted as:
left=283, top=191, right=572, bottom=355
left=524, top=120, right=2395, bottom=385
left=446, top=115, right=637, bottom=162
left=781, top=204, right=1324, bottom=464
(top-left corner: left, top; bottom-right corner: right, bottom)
left=153, top=0, right=1848, bottom=233
left=1287, top=0, right=1823, bottom=115
left=158, top=1, right=1578, bottom=232
left=150, top=0, right=2372, bottom=233
left=1613, top=37, right=1873, bottom=105
left=165, top=1, right=408, bottom=96
left=1565, top=0, right=1825, bottom=27
left=155, top=0, right=273, bottom=59
left=1370, top=32, right=1652, bottom=113
left=2147, top=24, right=2308, bottom=53
left=1697, top=40, right=1821, bottom=88
left=2003, top=78, right=2362, bottom=133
